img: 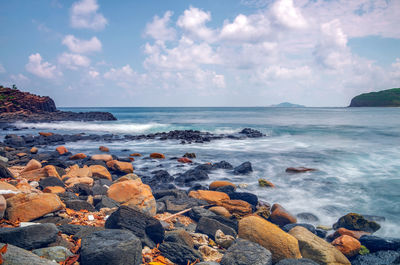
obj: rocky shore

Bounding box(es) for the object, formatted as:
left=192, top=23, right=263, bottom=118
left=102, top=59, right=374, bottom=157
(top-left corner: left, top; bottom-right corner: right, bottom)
left=0, top=134, right=399, bottom=265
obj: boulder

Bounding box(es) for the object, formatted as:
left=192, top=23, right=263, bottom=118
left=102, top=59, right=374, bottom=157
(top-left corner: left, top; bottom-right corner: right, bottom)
left=106, top=160, right=133, bottom=174
left=0, top=223, right=58, bottom=250
left=196, top=217, right=237, bottom=240
left=332, top=235, right=361, bottom=257
left=158, top=242, right=203, bottom=265
left=221, top=238, right=272, bottom=265
left=80, top=229, right=142, bottom=265
left=43, top=186, right=66, bottom=194
left=189, top=190, right=229, bottom=204
left=90, top=154, right=113, bottom=162
left=165, top=230, right=194, bottom=248
left=238, top=215, right=302, bottom=263
left=107, top=179, right=156, bottom=216
left=209, top=181, right=236, bottom=190
left=150, top=153, right=165, bottom=159
left=32, top=246, right=74, bottom=262
left=55, top=146, right=68, bottom=155
left=331, top=227, right=370, bottom=240
left=0, top=163, right=15, bottom=179
left=188, top=206, right=216, bottom=221
left=177, top=157, right=192, bottom=163
left=198, top=245, right=223, bottom=262
left=89, top=165, right=112, bottom=181
left=0, top=243, right=58, bottom=265
left=233, top=161, right=253, bottom=174
left=39, top=132, right=53, bottom=137
left=175, top=169, right=209, bottom=184
left=39, top=176, right=65, bottom=189
left=288, top=226, right=350, bottom=265
left=130, top=153, right=142, bottom=157
left=69, top=153, right=87, bottom=160
left=209, top=206, right=231, bottom=218
left=270, top=203, right=297, bottom=226
left=95, top=196, right=119, bottom=210
left=65, top=200, right=95, bottom=212
left=5, top=193, right=64, bottom=222
left=333, top=213, right=381, bottom=233
left=359, top=235, right=400, bottom=252
left=0, top=181, right=19, bottom=199
left=43, top=165, right=60, bottom=179
left=21, top=159, right=41, bottom=173
left=99, top=146, right=109, bottom=152
left=30, top=147, right=38, bottom=154
left=351, top=250, right=400, bottom=265
left=215, top=229, right=235, bottom=249
left=228, top=191, right=258, bottom=206
left=217, top=199, right=252, bottom=216
left=258, top=178, right=275, bottom=188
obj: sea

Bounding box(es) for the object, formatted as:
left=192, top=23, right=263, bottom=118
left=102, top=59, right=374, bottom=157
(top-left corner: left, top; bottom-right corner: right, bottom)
left=6, top=107, right=400, bottom=236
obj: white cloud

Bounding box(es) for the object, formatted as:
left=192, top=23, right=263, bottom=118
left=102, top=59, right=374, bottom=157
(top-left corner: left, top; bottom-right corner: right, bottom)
left=70, top=0, right=107, bottom=30
left=257, top=65, right=312, bottom=81
left=88, top=70, right=99, bottom=78
left=144, top=11, right=176, bottom=42
left=213, top=74, right=226, bottom=88
left=390, top=58, right=400, bottom=79
left=177, top=6, right=215, bottom=42
left=62, top=35, right=102, bottom=53
left=0, top=63, right=5, bottom=73
left=25, top=53, right=61, bottom=79
left=271, top=0, right=307, bottom=29
left=58, top=53, right=90, bottom=70
left=104, top=65, right=147, bottom=88
left=10, top=73, right=29, bottom=83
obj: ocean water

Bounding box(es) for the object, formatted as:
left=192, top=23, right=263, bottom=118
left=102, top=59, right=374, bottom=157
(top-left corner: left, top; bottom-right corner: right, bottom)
left=9, top=107, right=400, bottom=236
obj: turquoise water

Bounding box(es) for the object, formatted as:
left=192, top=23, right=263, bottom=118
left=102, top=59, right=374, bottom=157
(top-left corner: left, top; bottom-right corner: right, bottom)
left=12, top=107, right=400, bottom=236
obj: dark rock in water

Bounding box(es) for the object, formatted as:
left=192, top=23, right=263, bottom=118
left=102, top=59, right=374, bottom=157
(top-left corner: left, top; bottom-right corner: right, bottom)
left=285, top=167, right=316, bottom=173
left=233, top=161, right=253, bottom=175
left=183, top=153, right=196, bottom=158
left=351, top=250, right=400, bottom=265
left=105, top=206, right=164, bottom=245
left=0, top=162, right=14, bottom=179
left=275, top=258, right=320, bottom=265
left=153, top=189, right=187, bottom=200
left=4, top=134, right=25, bottom=147
left=187, top=183, right=209, bottom=193
left=212, top=160, right=233, bottom=170
left=239, top=128, right=264, bottom=138
left=228, top=191, right=258, bottom=206
left=315, top=229, right=327, bottom=239
left=95, top=196, right=119, bottom=210
left=296, top=212, right=319, bottom=223
left=359, top=235, right=400, bottom=252
left=80, top=229, right=142, bottom=265
left=283, top=223, right=316, bottom=234
left=215, top=185, right=235, bottom=193
left=165, top=230, right=194, bottom=248
left=174, top=168, right=209, bottom=185
left=221, top=238, right=272, bottom=265
left=151, top=170, right=174, bottom=183
left=333, top=213, right=381, bottom=233
left=158, top=242, right=203, bottom=265
left=0, top=243, right=58, bottom=265
left=64, top=200, right=95, bottom=212
left=196, top=217, right=237, bottom=240
left=0, top=223, right=58, bottom=250
left=195, top=163, right=214, bottom=171
left=187, top=206, right=217, bottom=222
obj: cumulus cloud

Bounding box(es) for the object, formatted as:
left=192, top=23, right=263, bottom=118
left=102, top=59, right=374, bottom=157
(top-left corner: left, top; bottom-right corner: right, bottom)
left=144, top=11, right=176, bottom=42
left=10, top=73, right=29, bottom=83
left=271, top=0, right=307, bottom=29
left=177, top=6, right=215, bottom=42
left=257, top=65, right=312, bottom=81
left=104, top=65, right=147, bottom=88
left=62, top=35, right=102, bottom=54
left=58, top=53, right=90, bottom=70
left=25, top=53, right=61, bottom=79
left=70, top=0, right=107, bottom=30
left=88, top=70, right=99, bottom=78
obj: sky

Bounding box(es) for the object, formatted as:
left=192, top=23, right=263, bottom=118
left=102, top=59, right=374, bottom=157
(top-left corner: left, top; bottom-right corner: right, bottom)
left=0, top=0, right=399, bottom=107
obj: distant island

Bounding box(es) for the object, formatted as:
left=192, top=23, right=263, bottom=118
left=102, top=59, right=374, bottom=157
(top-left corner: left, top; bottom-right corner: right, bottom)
left=270, top=102, right=305, bottom=108
left=349, top=88, right=400, bottom=107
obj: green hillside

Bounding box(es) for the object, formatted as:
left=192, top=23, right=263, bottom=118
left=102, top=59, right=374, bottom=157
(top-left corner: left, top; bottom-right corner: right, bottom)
left=349, top=88, right=400, bottom=107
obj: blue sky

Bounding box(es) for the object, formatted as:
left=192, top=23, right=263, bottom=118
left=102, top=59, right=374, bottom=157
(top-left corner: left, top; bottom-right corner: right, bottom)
left=0, top=0, right=399, bottom=107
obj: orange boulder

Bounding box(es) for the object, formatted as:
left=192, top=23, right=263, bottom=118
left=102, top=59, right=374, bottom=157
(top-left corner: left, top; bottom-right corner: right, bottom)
left=21, top=159, right=42, bottom=173
left=106, top=160, right=133, bottom=174
left=90, top=165, right=112, bottom=181
left=177, top=157, right=192, bottom=163
left=91, top=154, right=113, bottom=162
left=332, top=235, right=361, bottom=257
left=209, top=181, right=236, bottom=190
left=16, top=152, right=27, bottom=158
left=0, top=181, right=19, bottom=199
left=99, top=146, right=110, bottom=152
left=209, top=206, right=231, bottom=218
left=150, top=153, right=165, bottom=159
left=56, top=146, right=68, bottom=155
left=44, top=165, right=60, bottom=179
left=333, top=227, right=371, bottom=240
left=43, top=186, right=66, bottom=194
left=39, top=132, right=53, bottom=137
left=217, top=199, right=252, bottom=216
left=270, top=203, right=297, bottom=226
left=130, top=153, right=142, bottom=157
left=69, top=153, right=87, bottom=160
left=30, top=147, right=38, bottom=154
left=188, top=190, right=230, bottom=204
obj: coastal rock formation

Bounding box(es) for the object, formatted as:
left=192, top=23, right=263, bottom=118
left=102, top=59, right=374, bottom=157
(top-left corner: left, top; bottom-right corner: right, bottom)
left=349, top=88, right=400, bottom=107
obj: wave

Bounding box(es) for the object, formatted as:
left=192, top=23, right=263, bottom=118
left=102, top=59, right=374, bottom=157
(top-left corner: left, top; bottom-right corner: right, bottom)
left=14, top=121, right=169, bottom=134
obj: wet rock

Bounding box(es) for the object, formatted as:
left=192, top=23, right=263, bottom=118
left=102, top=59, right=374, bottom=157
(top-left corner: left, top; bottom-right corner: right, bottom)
left=105, top=205, right=164, bottom=245
left=175, top=169, right=209, bottom=185
left=270, top=203, right=297, bottom=227
left=239, top=128, right=264, bottom=137
left=228, top=192, right=258, bottom=206
left=221, top=238, right=272, bottom=265
left=0, top=223, right=58, bottom=250
left=286, top=167, right=316, bottom=173
left=188, top=206, right=216, bottom=221
left=151, top=170, right=174, bottom=183
left=288, top=226, right=350, bottom=265
left=178, top=157, right=192, bottom=163
left=333, top=213, right=381, bottom=233
left=351, top=250, right=400, bottom=265
left=99, top=146, right=109, bottom=152
left=158, top=242, right=203, bottom=265
left=196, top=217, right=236, bottom=240
left=189, top=190, right=229, bottom=204
left=238, top=215, right=302, bottom=263
left=106, top=160, right=133, bottom=174
left=296, top=212, right=319, bottom=223
left=212, top=160, right=233, bottom=170
left=233, top=161, right=252, bottom=175
left=55, top=146, right=68, bottom=155
left=209, top=181, right=236, bottom=191
left=90, top=154, right=113, bottom=162
left=32, top=246, right=73, bottom=262
left=150, top=153, right=165, bottom=159
left=70, top=153, right=87, bottom=160
left=330, top=227, right=370, bottom=240
left=332, top=235, right=361, bottom=257
left=0, top=243, right=58, bottom=265
left=81, top=229, right=142, bottom=265
left=359, top=235, right=400, bottom=252
left=65, top=200, right=95, bottom=212
left=283, top=223, right=316, bottom=234
left=183, top=152, right=196, bottom=158
left=275, top=259, right=319, bottom=265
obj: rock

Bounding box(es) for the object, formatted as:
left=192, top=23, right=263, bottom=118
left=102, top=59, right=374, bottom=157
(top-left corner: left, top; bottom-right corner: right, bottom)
left=58, top=224, right=104, bottom=239
left=158, top=242, right=203, bottom=265
left=99, top=146, right=109, bottom=152
left=69, top=153, right=87, bottom=160
left=189, top=190, right=229, bottom=204
left=209, top=181, right=236, bottom=190
left=190, top=232, right=210, bottom=247
left=43, top=186, right=66, bottom=194
left=239, top=128, right=264, bottom=137
left=0, top=162, right=14, bottom=179
left=89, top=165, right=111, bottom=181
left=21, top=159, right=42, bottom=173
left=233, top=161, right=252, bottom=174
left=215, top=229, right=235, bottom=249
left=39, top=132, right=53, bottom=137
left=5, top=193, right=64, bottom=222
left=209, top=215, right=239, bottom=232
left=0, top=195, right=5, bottom=218
left=331, top=227, right=370, bottom=240
left=55, top=146, right=68, bottom=155
left=175, top=169, right=209, bottom=185
left=106, top=160, right=133, bottom=174
left=333, top=213, right=381, bottom=233
left=283, top=223, right=316, bottom=234
left=165, top=230, right=194, bottom=248
left=116, top=173, right=139, bottom=182
left=275, top=259, right=319, bottom=265
left=95, top=196, right=119, bottom=210
left=161, top=196, right=206, bottom=213
left=221, top=238, right=272, bottom=265
left=359, top=235, right=400, bottom=252
left=217, top=199, right=252, bottom=216
left=188, top=206, right=216, bottom=221
left=65, top=200, right=95, bottom=212
left=30, top=147, right=38, bottom=154
left=332, top=235, right=361, bottom=257
left=64, top=165, right=92, bottom=178
left=351, top=250, right=400, bottom=265
left=228, top=192, right=258, bottom=206
left=270, top=204, right=297, bottom=226
left=238, top=215, right=302, bottom=263
left=65, top=176, right=93, bottom=188
left=196, top=217, right=236, bottom=240
left=105, top=205, right=164, bottom=244
left=81, top=229, right=142, bottom=265
left=130, top=153, right=142, bottom=157
left=178, top=157, right=192, bottom=163
left=150, top=153, right=165, bottom=159
left=32, top=246, right=74, bottom=262
left=39, top=176, right=65, bottom=189
left=255, top=205, right=271, bottom=220
left=212, top=160, right=233, bottom=170
left=90, top=154, right=113, bottom=162
left=198, top=245, right=223, bottom=262
left=107, top=179, right=156, bottom=216
left=151, top=170, right=174, bottom=183
left=288, top=226, right=350, bottom=265
left=0, top=243, right=58, bottom=265
left=296, top=212, right=319, bottom=223
left=286, top=167, right=316, bottom=173
left=0, top=181, right=19, bottom=199
left=258, top=178, right=275, bottom=188
left=0, top=223, right=58, bottom=250
left=209, top=206, right=231, bottom=218
left=184, top=152, right=196, bottom=158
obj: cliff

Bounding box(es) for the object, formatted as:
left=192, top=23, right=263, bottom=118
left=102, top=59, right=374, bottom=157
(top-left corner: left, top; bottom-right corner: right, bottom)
left=0, top=87, right=56, bottom=113
left=349, top=88, right=400, bottom=107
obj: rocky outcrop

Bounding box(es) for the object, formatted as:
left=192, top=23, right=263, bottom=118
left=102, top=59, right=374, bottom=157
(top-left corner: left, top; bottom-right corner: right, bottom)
left=0, top=87, right=56, bottom=113
left=349, top=88, right=400, bottom=107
